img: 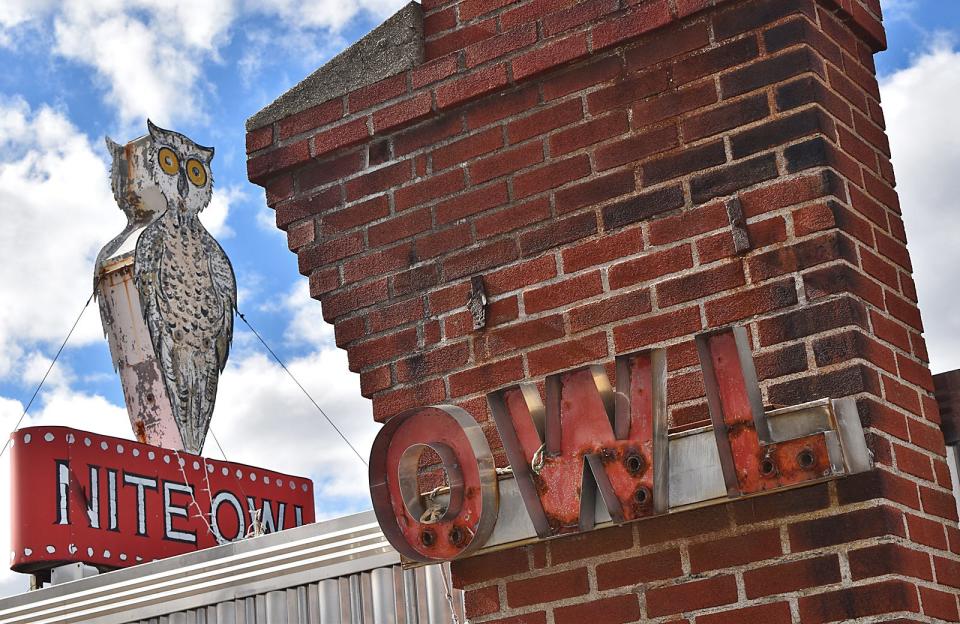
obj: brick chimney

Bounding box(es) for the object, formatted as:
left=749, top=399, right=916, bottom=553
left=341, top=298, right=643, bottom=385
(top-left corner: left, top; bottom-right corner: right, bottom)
left=247, top=0, right=960, bottom=620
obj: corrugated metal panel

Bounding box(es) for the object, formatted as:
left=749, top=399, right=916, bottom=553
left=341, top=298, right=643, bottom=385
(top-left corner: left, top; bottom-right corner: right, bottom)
left=125, top=564, right=461, bottom=624
left=0, top=511, right=462, bottom=624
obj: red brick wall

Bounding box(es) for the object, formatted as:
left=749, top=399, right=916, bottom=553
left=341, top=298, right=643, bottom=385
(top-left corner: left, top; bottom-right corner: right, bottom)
left=246, top=0, right=960, bottom=620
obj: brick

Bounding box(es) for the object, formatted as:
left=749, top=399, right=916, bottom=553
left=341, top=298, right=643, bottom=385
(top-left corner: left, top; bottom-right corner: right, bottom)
left=528, top=331, right=608, bottom=376
left=507, top=99, right=583, bottom=144
left=633, top=80, right=718, bottom=128
left=247, top=140, right=310, bottom=183
left=467, top=86, right=540, bottom=130
left=246, top=125, right=272, bottom=153
left=368, top=209, right=431, bottom=247
left=372, top=93, right=433, bottom=133
left=426, top=19, right=497, bottom=60
left=682, top=93, right=769, bottom=142
left=451, top=543, right=530, bottom=586
left=542, top=55, right=622, bottom=101
left=745, top=554, right=841, bottom=598
left=436, top=64, right=509, bottom=110
left=720, top=47, right=824, bottom=99
left=514, top=155, right=592, bottom=199
left=920, top=586, right=960, bottom=622
left=298, top=150, right=364, bottom=191
left=705, top=280, right=798, bottom=326
left=465, top=23, right=538, bottom=67
left=345, top=160, right=411, bottom=202
left=550, top=524, right=633, bottom=565
left=348, top=74, right=406, bottom=112
left=562, top=227, right=643, bottom=273
left=476, top=315, right=565, bottom=359
left=412, top=54, right=458, bottom=89
left=789, top=506, right=905, bottom=552
left=550, top=110, right=629, bottom=156
left=476, top=196, right=552, bottom=238
left=596, top=548, right=682, bottom=590
left=443, top=238, right=519, bottom=280
left=587, top=67, right=671, bottom=114
left=348, top=327, right=418, bottom=370
left=569, top=287, right=652, bottom=331
left=813, top=330, right=896, bottom=374
left=624, top=20, right=710, bottom=71
left=519, top=211, right=597, bottom=256
left=769, top=363, right=880, bottom=407
left=837, top=469, right=920, bottom=510
left=935, top=556, right=960, bottom=589
left=449, top=356, right=525, bottom=398
left=730, top=107, right=833, bottom=159
left=275, top=187, right=339, bottom=229
left=609, top=244, right=693, bottom=289
left=690, top=154, right=779, bottom=204
left=602, top=184, right=685, bottom=231
left=538, top=1, right=613, bottom=37
left=614, top=305, right=702, bottom=350
left=485, top=256, right=558, bottom=296
left=512, top=33, right=589, bottom=81
left=433, top=127, right=504, bottom=171
left=906, top=513, right=948, bottom=550
left=798, top=580, right=920, bottom=623
left=595, top=124, right=679, bottom=171
left=591, top=0, right=672, bottom=50
left=757, top=295, right=866, bottom=345
left=642, top=141, right=726, bottom=185
left=690, top=529, right=783, bottom=573
left=368, top=297, right=424, bottom=333
left=506, top=568, right=589, bottom=608
left=755, top=341, right=807, bottom=380
left=524, top=271, right=603, bottom=314
left=921, top=485, right=958, bottom=521
left=648, top=201, right=727, bottom=245
left=391, top=263, right=440, bottom=296
left=849, top=543, right=933, bottom=581
left=656, top=261, right=745, bottom=308
left=312, top=118, right=370, bottom=157
left=343, top=243, right=411, bottom=284
left=320, top=278, right=388, bottom=321
left=732, top=482, right=830, bottom=524
left=436, top=182, right=509, bottom=223
left=554, top=594, right=639, bottom=624
left=555, top=169, right=635, bottom=214
left=297, top=231, right=363, bottom=274
left=464, top=585, right=499, bottom=619
left=646, top=575, right=738, bottom=617
left=277, top=99, right=343, bottom=140
left=776, top=75, right=853, bottom=124
left=713, top=0, right=816, bottom=41
left=673, top=36, right=760, bottom=86
left=470, top=141, right=544, bottom=184
left=396, top=342, right=470, bottom=383
left=401, top=171, right=467, bottom=214
left=697, top=602, right=792, bottom=624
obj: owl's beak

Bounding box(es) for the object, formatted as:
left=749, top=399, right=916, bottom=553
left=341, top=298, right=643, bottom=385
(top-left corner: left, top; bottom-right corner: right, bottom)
left=177, top=170, right=189, bottom=200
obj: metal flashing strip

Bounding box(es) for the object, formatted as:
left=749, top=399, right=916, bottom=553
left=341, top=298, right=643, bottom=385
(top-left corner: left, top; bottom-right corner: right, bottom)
left=0, top=512, right=398, bottom=624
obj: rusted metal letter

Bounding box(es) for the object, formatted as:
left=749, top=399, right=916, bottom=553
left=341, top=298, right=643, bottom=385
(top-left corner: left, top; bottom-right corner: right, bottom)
left=696, top=326, right=846, bottom=495
left=488, top=350, right=668, bottom=537
left=369, top=406, right=499, bottom=562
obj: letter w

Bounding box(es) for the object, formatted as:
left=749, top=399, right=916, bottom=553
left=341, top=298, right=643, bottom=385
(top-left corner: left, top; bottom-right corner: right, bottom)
left=488, top=349, right=667, bottom=537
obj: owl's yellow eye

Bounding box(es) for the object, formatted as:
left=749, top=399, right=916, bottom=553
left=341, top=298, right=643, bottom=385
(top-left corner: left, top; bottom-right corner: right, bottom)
left=186, top=158, right=207, bottom=186
left=158, top=147, right=179, bottom=175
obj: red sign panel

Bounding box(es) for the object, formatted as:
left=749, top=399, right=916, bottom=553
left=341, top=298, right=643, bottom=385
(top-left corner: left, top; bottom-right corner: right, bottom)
left=9, top=426, right=315, bottom=573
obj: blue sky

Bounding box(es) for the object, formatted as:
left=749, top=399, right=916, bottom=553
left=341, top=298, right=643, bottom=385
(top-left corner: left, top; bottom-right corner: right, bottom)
left=0, top=0, right=957, bottom=597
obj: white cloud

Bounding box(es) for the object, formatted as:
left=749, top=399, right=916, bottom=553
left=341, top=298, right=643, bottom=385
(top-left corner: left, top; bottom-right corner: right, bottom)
left=0, top=98, right=120, bottom=378
left=201, top=184, right=245, bottom=239
left=880, top=38, right=960, bottom=373
left=52, top=2, right=235, bottom=129
left=246, top=0, right=407, bottom=33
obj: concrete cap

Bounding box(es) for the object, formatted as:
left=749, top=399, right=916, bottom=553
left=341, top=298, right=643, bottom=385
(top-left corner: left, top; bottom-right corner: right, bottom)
left=246, top=1, right=424, bottom=132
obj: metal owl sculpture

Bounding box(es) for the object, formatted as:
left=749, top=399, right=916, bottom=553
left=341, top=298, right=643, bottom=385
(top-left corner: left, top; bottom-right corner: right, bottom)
left=94, top=121, right=236, bottom=454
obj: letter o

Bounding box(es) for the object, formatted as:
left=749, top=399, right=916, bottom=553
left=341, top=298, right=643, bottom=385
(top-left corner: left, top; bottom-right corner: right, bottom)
left=369, top=405, right=498, bottom=562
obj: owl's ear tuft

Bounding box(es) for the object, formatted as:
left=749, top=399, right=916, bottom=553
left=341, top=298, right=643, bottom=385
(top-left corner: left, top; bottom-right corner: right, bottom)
left=200, top=145, right=214, bottom=161
left=146, top=119, right=166, bottom=140
left=105, top=136, right=123, bottom=157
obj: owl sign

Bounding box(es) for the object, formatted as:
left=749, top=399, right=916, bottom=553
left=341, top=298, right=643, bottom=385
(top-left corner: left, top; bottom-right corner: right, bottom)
left=95, top=121, right=236, bottom=455
left=8, top=427, right=315, bottom=573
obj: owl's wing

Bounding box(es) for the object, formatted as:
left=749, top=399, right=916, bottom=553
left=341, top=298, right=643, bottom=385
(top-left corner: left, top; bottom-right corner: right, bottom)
left=201, top=227, right=237, bottom=373
left=132, top=219, right=174, bottom=387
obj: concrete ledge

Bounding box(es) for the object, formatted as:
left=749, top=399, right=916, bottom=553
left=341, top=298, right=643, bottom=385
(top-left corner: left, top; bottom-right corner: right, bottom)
left=246, top=1, right=423, bottom=132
